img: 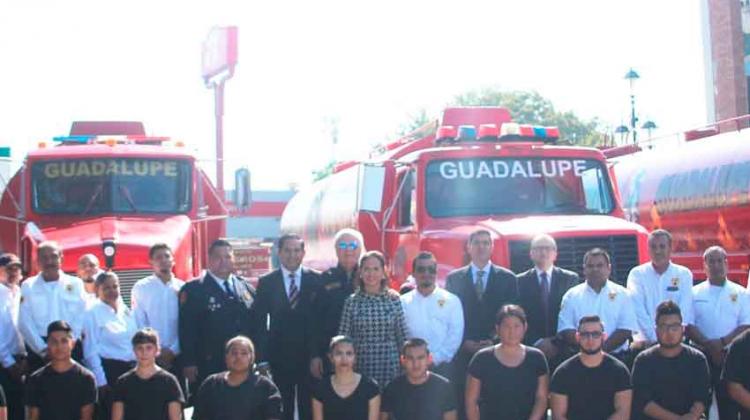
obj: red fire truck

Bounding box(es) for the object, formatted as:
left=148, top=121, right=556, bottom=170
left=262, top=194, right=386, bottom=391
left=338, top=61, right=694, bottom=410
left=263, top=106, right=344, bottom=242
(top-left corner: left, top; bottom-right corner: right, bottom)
left=610, top=115, right=750, bottom=285
left=0, top=121, right=228, bottom=302
left=281, top=107, right=649, bottom=287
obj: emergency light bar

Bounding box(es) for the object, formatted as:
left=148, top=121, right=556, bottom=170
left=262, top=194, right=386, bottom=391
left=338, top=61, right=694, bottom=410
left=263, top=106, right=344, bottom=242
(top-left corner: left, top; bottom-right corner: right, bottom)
left=435, top=122, right=560, bottom=144
left=50, top=135, right=172, bottom=146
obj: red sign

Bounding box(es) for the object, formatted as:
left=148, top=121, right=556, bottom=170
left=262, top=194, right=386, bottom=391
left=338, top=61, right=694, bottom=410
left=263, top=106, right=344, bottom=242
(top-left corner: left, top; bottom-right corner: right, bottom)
left=202, top=26, right=238, bottom=83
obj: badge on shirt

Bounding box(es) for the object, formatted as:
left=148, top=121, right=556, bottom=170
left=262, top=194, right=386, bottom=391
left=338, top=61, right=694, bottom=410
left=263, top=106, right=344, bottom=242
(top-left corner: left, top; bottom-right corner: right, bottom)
left=437, top=298, right=446, bottom=308
left=325, top=282, right=341, bottom=291
left=608, top=291, right=617, bottom=301
left=730, top=293, right=738, bottom=303
left=667, top=277, right=679, bottom=291
left=65, top=284, right=74, bottom=293
left=208, top=296, right=221, bottom=311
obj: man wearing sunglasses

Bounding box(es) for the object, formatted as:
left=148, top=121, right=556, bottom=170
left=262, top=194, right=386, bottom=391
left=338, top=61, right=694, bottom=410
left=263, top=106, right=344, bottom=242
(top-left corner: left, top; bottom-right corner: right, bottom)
left=400, top=252, right=463, bottom=380
left=550, top=315, right=632, bottom=420
left=310, top=228, right=364, bottom=379
left=631, top=301, right=710, bottom=420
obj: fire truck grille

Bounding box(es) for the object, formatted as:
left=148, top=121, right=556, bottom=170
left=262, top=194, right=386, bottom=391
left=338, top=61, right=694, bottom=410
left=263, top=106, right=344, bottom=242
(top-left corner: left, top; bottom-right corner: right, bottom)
left=509, top=235, right=640, bottom=286
left=113, top=269, right=153, bottom=306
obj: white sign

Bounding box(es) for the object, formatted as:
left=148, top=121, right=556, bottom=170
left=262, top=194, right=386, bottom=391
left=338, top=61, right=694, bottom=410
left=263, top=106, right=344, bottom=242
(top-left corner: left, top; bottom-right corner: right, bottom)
left=438, top=159, right=588, bottom=180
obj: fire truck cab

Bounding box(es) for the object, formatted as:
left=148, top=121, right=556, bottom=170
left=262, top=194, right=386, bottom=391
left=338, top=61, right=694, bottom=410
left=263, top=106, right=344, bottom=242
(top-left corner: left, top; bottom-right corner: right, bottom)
left=0, top=121, right=228, bottom=302
left=281, top=107, right=649, bottom=287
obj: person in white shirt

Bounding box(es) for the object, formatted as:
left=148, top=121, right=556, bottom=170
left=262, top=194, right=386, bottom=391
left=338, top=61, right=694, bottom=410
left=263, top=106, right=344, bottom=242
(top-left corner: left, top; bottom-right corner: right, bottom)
left=131, top=243, right=184, bottom=371
left=400, top=251, right=463, bottom=380
left=18, top=241, right=88, bottom=372
left=627, top=229, right=694, bottom=347
left=558, top=248, right=638, bottom=359
left=83, top=271, right=138, bottom=420
left=688, top=246, right=750, bottom=419
left=0, top=284, right=25, bottom=420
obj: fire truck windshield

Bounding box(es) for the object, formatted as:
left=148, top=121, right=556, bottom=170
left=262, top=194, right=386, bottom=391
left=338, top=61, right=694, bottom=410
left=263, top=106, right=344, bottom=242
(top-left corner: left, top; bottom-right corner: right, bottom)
left=425, top=157, right=615, bottom=217
left=31, top=158, right=191, bottom=215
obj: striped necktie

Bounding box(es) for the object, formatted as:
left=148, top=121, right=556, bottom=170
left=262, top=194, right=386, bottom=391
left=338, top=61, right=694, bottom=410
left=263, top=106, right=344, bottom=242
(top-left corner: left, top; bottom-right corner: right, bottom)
left=288, top=272, right=299, bottom=309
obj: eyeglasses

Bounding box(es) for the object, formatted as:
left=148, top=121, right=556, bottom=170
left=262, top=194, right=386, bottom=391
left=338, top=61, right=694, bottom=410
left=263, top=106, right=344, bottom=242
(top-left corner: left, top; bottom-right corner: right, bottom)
left=578, top=331, right=603, bottom=339
left=656, top=323, right=682, bottom=332
left=337, top=241, right=359, bottom=250
left=414, top=266, right=437, bottom=274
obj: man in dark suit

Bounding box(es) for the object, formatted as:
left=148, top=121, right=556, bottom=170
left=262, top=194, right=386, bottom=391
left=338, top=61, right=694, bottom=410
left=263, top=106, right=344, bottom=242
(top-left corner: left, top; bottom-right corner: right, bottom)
left=517, top=234, right=580, bottom=365
left=255, top=233, right=322, bottom=420
left=446, top=228, right=517, bottom=419
left=179, top=239, right=257, bottom=395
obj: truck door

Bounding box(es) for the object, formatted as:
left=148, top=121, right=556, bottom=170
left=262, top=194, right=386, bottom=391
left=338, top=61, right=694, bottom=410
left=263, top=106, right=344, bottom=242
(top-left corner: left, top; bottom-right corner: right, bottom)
left=385, top=168, right=419, bottom=286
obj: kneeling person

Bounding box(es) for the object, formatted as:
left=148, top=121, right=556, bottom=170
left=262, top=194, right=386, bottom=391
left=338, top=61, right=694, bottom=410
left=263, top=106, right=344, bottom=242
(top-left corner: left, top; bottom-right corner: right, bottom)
left=381, top=338, right=457, bottom=420
left=112, top=328, right=184, bottom=420
left=631, top=301, right=710, bottom=419
left=25, top=321, right=97, bottom=420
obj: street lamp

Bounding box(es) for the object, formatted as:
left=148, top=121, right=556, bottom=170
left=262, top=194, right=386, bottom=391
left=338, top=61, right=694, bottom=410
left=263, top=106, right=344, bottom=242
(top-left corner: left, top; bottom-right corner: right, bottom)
left=641, top=120, right=657, bottom=139
left=615, top=125, right=630, bottom=144
left=624, top=68, right=640, bottom=144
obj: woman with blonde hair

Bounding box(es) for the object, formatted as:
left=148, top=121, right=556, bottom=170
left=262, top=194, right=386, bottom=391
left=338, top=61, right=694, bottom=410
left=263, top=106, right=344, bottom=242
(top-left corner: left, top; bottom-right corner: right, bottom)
left=339, top=251, right=407, bottom=389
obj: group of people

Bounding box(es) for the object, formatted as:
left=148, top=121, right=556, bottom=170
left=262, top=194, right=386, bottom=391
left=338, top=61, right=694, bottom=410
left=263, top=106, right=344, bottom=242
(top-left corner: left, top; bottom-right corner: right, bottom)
left=0, top=227, right=749, bottom=419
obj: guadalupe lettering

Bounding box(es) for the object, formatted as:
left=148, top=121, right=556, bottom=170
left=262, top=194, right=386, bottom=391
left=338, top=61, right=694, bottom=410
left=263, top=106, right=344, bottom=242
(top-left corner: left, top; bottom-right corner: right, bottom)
left=437, top=159, right=590, bottom=180
left=40, top=160, right=181, bottom=178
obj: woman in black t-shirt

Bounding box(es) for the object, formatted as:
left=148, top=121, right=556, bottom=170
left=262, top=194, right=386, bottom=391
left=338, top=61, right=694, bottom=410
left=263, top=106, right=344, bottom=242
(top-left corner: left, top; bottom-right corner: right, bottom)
left=466, top=304, right=549, bottom=420
left=193, top=336, right=282, bottom=420
left=312, top=335, right=380, bottom=420
left=0, top=383, right=6, bottom=420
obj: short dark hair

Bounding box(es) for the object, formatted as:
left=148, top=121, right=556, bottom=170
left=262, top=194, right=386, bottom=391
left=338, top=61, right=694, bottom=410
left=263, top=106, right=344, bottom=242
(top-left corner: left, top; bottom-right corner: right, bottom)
left=95, top=271, right=118, bottom=288
left=648, top=229, right=672, bottom=246
left=329, top=335, right=355, bottom=353
left=132, top=328, right=160, bottom=347
left=496, top=304, right=527, bottom=326
left=401, top=338, right=430, bottom=356
left=583, top=248, right=611, bottom=265
left=278, top=233, right=304, bottom=251
left=411, top=251, right=435, bottom=272
left=149, top=243, right=172, bottom=260
left=655, top=300, right=682, bottom=324
left=468, top=229, right=492, bottom=245
left=578, top=315, right=604, bottom=330
left=208, top=239, right=233, bottom=257
left=46, top=320, right=72, bottom=338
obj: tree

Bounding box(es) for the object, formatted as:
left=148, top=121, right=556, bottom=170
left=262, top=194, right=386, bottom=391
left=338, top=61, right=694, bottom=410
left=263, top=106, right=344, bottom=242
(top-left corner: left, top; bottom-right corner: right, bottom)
left=451, top=88, right=606, bottom=146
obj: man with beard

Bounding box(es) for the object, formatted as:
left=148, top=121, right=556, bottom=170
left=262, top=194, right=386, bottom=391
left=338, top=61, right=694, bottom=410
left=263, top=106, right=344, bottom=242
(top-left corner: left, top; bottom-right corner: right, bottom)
left=400, top=252, right=463, bottom=380
left=131, top=244, right=184, bottom=372
left=557, top=248, right=638, bottom=361
left=310, top=228, right=363, bottom=379
left=631, top=301, right=710, bottom=419
left=550, top=315, right=632, bottom=420
left=77, top=254, right=104, bottom=301
left=19, top=242, right=88, bottom=372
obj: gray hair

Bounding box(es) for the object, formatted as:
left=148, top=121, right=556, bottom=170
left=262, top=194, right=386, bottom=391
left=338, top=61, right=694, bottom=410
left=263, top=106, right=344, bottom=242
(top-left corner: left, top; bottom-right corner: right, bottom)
left=333, top=228, right=366, bottom=252
left=703, top=245, right=727, bottom=261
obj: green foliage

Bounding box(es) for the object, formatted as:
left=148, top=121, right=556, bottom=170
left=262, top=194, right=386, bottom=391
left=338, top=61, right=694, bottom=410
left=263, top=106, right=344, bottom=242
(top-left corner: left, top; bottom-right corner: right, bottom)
left=312, top=160, right=336, bottom=181
left=451, top=88, right=606, bottom=146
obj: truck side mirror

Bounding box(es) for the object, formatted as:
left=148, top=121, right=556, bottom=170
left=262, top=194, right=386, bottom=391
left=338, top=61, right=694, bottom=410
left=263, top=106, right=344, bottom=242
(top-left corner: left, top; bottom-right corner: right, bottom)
left=357, top=164, right=385, bottom=212
left=234, top=168, right=252, bottom=209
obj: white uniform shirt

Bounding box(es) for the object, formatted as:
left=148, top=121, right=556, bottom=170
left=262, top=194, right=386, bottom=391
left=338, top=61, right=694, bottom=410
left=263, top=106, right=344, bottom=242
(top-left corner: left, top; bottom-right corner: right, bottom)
left=83, top=299, right=138, bottom=386
left=18, top=272, right=87, bottom=356
left=627, top=261, right=694, bottom=342
left=692, top=279, right=750, bottom=343
left=0, top=286, right=24, bottom=368
left=558, top=280, right=639, bottom=353
left=400, top=287, right=464, bottom=365
left=131, top=274, right=184, bottom=353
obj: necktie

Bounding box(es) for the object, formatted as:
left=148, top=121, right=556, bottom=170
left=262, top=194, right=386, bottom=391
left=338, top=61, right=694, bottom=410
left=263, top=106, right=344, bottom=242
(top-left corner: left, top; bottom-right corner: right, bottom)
left=475, top=270, right=485, bottom=300
left=288, top=272, right=299, bottom=309
left=540, top=271, right=550, bottom=334
left=223, top=279, right=235, bottom=299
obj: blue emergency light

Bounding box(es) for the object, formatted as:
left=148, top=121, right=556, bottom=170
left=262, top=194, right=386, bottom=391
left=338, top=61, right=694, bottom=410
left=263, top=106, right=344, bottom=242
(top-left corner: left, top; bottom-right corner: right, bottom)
left=457, top=125, right=477, bottom=141
left=52, top=135, right=94, bottom=144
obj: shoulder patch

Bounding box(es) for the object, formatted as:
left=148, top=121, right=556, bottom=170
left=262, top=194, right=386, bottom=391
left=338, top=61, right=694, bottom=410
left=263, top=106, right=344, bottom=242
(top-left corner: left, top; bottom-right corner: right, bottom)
left=325, top=282, right=341, bottom=291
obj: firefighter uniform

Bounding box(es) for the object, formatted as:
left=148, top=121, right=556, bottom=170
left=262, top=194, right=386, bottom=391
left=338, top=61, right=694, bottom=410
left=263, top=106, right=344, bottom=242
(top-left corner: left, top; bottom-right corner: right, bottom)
left=178, top=271, right=256, bottom=387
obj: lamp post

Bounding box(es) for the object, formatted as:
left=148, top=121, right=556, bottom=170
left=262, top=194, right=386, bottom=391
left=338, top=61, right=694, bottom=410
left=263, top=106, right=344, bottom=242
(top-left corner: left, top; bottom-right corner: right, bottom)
left=615, top=125, right=630, bottom=145
left=641, top=120, right=657, bottom=139
left=624, top=68, right=640, bottom=144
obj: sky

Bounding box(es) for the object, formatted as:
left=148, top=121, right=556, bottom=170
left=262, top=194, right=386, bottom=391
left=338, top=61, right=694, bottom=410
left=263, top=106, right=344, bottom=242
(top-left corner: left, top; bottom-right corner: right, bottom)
left=0, top=0, right=708, bottom=190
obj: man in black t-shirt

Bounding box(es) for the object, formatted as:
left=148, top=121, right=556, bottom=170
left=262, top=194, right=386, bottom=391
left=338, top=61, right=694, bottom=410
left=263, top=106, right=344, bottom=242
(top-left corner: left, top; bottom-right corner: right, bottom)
left=631, top=301, right=710, bottom=419
left=550, top=315, right=632, bottom=420
left=723, top=329, right=750, bottom=419
left=112, top=328, right=184, bottom=420
left=382, top=338, right=457, bottom=420
left=25, top=320, right=97, bottom=420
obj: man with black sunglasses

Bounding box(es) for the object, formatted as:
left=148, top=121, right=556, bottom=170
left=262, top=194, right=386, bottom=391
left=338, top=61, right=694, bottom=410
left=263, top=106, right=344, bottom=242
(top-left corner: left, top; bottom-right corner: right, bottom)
left=400, top=252, right=463, bottom=380
left=310, top=228, right=364, bottom=378
left=550, top=315, right=632, bottom=420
